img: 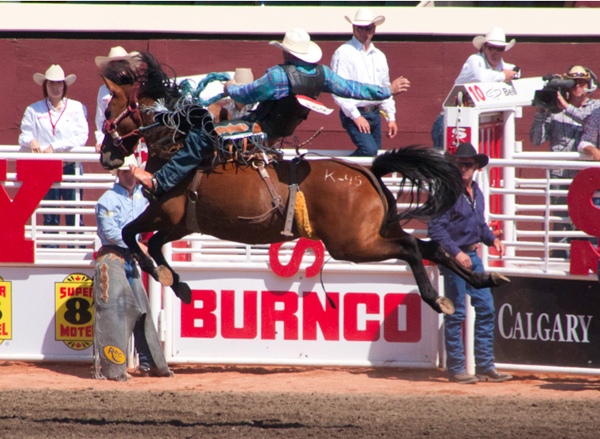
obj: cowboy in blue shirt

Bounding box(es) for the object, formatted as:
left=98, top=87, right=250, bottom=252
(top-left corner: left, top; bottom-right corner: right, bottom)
left=428, top=143, right=511, bottom=385
left=93, top=156, right=172, bottom=381
left=131, top=28, right=409, bottom=196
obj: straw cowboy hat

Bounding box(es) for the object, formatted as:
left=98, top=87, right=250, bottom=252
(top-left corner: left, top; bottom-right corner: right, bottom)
left=345, top=7, right=385, bottom=27
left=233, top=68, right=254, bottom=85
left=473, top=27, right=516, bottom=51
left=33, top=65, right=76, bottom=86
left=110, top=155, right=140, bottom=176
left=95, top=46, right=141, bottom=69
left=445, top=142, right=489, bottom=169
left=269, top=29, right=322, bottom=64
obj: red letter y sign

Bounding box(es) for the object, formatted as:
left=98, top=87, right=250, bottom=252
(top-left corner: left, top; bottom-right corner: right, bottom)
left=0, top=160, right=63, bottom=262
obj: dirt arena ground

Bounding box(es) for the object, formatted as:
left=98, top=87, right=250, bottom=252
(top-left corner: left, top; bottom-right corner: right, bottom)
left=0, top=361, right=599, bottom=438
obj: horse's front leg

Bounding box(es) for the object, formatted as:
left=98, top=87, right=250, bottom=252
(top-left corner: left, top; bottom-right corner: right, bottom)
left=122, top=218, right=163, bottom=283
left=147, top=230, right=192, bottom=305
left=417, top=239, right=510, bottom=288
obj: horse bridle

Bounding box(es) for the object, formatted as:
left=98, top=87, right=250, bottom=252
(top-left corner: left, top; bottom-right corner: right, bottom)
left=103, top=81, right=159, bottom=155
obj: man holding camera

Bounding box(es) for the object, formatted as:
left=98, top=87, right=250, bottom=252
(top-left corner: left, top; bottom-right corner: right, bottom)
left=530, top=65, right=600, bottom=258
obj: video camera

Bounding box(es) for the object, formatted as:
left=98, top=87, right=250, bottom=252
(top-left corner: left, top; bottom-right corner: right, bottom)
left=532, top=74, right=575, bottom=112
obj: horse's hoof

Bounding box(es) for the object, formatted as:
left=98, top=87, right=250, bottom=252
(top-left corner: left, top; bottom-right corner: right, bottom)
left=173, top=282, right=192, bottom=305
left=436, top=297, right=455, bottom=315
left=490, top=272, right=510, bottom=287
left=156, top=266, right=173, bottom=287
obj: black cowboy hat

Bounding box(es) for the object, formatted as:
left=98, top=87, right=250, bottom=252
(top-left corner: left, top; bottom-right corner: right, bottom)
left=445, top=142, right=489, bottom=169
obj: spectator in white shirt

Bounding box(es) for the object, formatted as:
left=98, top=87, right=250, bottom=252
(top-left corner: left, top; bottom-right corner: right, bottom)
left=94, top=47, right=140, bottom=152
left=19, top=64, right=88, bottom=245
left=432, top=27, right=519, bottom=150
left=331, top=7, right=410, bottom=157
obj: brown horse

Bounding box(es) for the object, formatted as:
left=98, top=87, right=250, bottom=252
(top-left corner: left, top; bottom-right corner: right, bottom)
left=99, top=53, right=508, bottom=314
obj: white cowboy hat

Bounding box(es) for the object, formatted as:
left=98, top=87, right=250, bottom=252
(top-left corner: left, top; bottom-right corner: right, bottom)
left=233, top=68, right=254, bottom=85
left=345, top=7, right=385, bottom=27
left=473, top=27, right=516, bottom=51
left=110, top=155, right=140, bottom=176
left=269, top=29, right=322, bottom=64
left=95, top=46, right=141, bottom=69
left=33, top=65, right=76, bottom=86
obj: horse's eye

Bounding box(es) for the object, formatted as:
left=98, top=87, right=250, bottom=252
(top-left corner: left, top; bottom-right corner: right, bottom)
left=104, top=109, right=111, bottom=120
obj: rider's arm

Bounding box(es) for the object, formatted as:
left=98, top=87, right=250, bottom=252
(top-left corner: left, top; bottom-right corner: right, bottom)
left=226, top=66, right=288, bottom=105
left=323, top=66, right=391, bottom=103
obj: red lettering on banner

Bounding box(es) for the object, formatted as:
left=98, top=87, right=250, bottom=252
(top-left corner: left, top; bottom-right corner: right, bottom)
left=181, top=290, right=217, bottom=338
left=0, top=323, right=6, bottom=336
left=568, top=168, right=600, bottom=273
left=302, top=292, right=339, bottom=341
left=261, top=291, right=298, bottom=340
left=569, top=241, right=599, bottom=275
left=179, top=290, right=423, bottom=343
left=383, top=293, right=421, bottom=343
left=221, top=290, right=257, bottom=339
left=269, top=238, right=325, bottom=277
left=0, top=160, right=63, bottom=263
left=343, top=293, right=380, bottom=342
left=0, top=286, right=5, bottom=297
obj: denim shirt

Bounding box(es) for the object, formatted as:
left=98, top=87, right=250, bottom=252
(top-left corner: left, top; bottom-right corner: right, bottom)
left=427, top=180, right=497, bottom=257
left=95, top=183, right=148, bottom=249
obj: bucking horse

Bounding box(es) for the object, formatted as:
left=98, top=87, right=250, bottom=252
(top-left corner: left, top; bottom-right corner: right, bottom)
left=99, top=52, right=508, bottom=314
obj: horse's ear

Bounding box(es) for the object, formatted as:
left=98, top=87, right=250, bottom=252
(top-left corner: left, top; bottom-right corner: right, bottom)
left=103, top=76, right=119, bottom=94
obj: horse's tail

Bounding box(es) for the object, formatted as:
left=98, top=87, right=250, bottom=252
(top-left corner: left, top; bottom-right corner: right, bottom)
left=370, top=145, right=463, bottom=223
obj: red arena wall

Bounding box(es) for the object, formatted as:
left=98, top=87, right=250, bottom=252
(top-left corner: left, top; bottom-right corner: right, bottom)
left=2, top=37, right=600, bottom=155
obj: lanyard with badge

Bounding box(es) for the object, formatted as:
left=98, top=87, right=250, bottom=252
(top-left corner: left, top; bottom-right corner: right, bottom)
left=46, top=98, right=68, bottom=136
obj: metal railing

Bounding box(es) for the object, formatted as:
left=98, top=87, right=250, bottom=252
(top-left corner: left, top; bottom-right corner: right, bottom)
left=1, top=145, right=597, bottom=281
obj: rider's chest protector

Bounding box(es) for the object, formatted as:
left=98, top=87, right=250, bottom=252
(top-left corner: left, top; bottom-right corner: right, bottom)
left=253, top=64, right=325, bottom=139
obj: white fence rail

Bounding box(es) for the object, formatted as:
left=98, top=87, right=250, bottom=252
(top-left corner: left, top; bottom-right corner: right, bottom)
left=0, top=145, right=598, bottom=282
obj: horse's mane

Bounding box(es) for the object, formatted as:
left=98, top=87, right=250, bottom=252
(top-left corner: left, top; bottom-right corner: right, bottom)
left=101, top=52, right=182, bottom=109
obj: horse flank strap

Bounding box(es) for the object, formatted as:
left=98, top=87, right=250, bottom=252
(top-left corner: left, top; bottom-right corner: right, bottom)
left=281, top=157, right=301, bottom=237
left=186, top=169, right=204, bottom=233
left=238, top=163, right=286, bottom=224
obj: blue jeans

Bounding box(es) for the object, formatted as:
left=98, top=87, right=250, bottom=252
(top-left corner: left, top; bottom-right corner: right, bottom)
left=440, top=251, right=495, bottom=375
left=340, top=109, right=381, bottom=157
left=43, top=162, right=80, bottom=227
left=154, top=128, right=212, bottom=195
left=43, top=162, right=84, bottom=248
left=431, top=112, right=444, bottom=151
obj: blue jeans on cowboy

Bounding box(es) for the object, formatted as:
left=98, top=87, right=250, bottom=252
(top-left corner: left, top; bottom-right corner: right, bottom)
left=124, top=257, right=153, bottom=368
left=340, top=109, right=382, bottom=157
left=431, top=112, right=444, bottom=151
left=439, top=251, right=495, bottom=376
left=43, top=162, right=84, bottom=248
left=153, top=128, right=212, bottom=195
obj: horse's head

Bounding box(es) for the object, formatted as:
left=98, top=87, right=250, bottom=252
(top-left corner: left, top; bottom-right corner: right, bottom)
left=99, top=52, right=183, bottom=170
left=99, top=78, right=143, bottom=169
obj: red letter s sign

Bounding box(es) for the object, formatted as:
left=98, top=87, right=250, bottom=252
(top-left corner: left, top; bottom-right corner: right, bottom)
left=269, top=238, right=325, bottom=278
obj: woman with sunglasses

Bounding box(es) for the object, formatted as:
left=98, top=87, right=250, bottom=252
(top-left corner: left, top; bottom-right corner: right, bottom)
left=431, top=27, right=519, bottom=150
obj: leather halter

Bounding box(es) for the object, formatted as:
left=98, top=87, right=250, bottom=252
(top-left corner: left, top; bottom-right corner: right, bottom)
left=103, top=82, right=158, bottom=155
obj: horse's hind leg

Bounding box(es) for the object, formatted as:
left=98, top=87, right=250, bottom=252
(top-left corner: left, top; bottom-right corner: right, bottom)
left=147, top=229, right=192, bottom=305
left=417, top=239, right=510, bottom=288
left=389, top=235, right=455, bottom=314
left=336, top=232, right=454, bottom=314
